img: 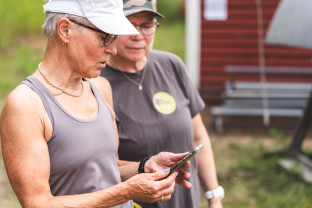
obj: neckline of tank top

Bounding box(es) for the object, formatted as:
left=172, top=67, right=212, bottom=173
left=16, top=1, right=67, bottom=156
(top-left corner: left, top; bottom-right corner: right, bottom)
left=29, top=76, right=103, bottom=123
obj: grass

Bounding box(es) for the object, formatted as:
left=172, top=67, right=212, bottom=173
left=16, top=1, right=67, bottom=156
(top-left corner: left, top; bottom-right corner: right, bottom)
left=207, top=130, right=312, bottom=208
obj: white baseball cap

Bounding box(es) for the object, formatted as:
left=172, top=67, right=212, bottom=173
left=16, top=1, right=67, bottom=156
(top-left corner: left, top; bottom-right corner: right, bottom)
left=44, top=0, right=139, bottom=35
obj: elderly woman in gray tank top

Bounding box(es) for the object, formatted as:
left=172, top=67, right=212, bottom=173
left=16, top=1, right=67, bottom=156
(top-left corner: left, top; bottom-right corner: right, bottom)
left=101, top=0, right=224, bottom=208
left=0, top=0, right=193, bottom=207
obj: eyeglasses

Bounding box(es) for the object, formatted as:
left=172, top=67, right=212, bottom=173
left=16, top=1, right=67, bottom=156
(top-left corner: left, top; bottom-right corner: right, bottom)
left=69, top=19, right=119, bottom=47
left=131, top=22, right=159, bottom=35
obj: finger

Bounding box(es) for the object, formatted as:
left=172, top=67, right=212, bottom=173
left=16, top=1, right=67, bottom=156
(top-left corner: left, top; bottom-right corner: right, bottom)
left=175, top=177, right=192, bottom=189
left=177, top=170, right=190, bottom=179
left=155, top=170, right=177, bottom=190
left=163, top=170, right=178, bottom=183
left=151, top=169, right=172, bottom=181
left=180, top=160, right=191, bottom=169
left=160, top=194, right=172, bottom=202
left=158, top=177, right=176, bottom=197
left=171, top=152, right=189, bottom=162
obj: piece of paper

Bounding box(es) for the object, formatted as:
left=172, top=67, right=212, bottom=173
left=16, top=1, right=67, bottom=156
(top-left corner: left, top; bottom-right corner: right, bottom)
left=204, top=0, right=228, bottom=21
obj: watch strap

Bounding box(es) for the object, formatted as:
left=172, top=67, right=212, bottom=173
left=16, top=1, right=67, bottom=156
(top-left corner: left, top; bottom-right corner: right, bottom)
left=138, top=157, right=150, bottom=173
left=205, top=186, right=224, bottom=200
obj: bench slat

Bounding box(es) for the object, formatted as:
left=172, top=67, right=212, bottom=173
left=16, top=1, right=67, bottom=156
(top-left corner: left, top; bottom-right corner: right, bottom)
left=225, top=91, right=309, bottom=98
left=211, top=107, right=303, bottom=117
left=224, top=99, right=307, bottom=108
left=226, top=81, right=312, bottom=91
left=226, top=65, right=312, bottom=75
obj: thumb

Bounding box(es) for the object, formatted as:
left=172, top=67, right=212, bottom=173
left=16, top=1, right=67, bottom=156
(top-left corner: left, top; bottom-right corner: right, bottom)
left=151, top=168, right=171, bottom=181
left=169, top=152, right=189, bottom=162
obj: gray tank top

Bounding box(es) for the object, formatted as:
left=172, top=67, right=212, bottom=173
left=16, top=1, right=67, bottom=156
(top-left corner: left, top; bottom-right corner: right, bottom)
left=22, top=76, right=133, bottom=208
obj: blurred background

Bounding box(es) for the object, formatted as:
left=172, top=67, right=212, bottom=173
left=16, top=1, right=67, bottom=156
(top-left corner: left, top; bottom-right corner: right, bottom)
left=0, top=0, right=312, bottom=207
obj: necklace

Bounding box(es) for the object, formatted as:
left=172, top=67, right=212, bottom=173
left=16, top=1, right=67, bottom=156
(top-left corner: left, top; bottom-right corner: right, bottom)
left=120, top=66, right=147, bottom=90
left=38, top=62, right=85, bottom=97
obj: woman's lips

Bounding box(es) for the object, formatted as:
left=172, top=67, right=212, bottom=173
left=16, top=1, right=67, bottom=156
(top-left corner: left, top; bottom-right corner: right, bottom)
left=98, top=62, right=107, bottom=68
left=128, top=47, right=144, bottom=50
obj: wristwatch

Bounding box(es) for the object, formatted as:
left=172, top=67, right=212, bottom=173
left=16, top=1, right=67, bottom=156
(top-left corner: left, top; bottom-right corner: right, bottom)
left=205, top=186, right=224, bottom=200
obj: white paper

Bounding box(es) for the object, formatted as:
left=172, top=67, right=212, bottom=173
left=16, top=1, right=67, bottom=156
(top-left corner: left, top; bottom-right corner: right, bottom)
left=204, top=0, right=228, bottom=21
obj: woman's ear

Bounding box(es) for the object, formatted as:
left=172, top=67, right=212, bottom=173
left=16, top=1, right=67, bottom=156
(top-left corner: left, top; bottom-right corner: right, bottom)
left=57, top=18, right=71, bottom=44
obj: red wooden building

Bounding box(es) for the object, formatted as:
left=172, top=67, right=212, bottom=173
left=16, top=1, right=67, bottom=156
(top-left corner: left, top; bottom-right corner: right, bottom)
left=188, top=0, right=312, bottom=105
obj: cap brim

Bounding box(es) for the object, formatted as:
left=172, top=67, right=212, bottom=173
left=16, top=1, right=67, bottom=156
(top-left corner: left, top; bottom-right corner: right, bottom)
left=124, top=7, right=164, bottom=18
left=89, top=14, right=139, bottom=35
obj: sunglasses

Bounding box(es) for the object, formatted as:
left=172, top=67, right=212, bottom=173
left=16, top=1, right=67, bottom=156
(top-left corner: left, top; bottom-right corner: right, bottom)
left=69, top=19, right=118, bottom=47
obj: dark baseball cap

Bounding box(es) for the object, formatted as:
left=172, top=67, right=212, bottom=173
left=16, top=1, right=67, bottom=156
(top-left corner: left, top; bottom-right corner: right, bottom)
left=123, top=0, right=164, bottom=18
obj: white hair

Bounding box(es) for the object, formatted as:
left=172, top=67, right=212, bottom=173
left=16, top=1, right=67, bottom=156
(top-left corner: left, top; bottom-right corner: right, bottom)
left=42, top=12, right=90, bottom=38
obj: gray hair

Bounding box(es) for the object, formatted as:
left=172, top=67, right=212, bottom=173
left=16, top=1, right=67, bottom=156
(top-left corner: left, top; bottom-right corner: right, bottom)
left=42, top=12, right=90, bottom=38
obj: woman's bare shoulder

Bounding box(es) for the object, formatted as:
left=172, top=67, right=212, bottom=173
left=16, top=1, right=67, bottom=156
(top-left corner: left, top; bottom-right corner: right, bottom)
left=1, top=84, right=44, bottom=122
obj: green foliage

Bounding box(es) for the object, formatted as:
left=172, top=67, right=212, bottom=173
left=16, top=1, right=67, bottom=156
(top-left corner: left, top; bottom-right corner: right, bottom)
left=154, top=21, right=185, bottom=61
left=0, top=44, right=44, bottom=98
left=157, top=0, right=185, bottom=22
left=0, top=0, right=185, bottom=50
left=0, top=0, right=45, bottom=49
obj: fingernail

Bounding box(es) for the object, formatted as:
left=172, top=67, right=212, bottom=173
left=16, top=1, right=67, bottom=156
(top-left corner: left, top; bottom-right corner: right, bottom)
left=176, top=172, right=179, bottom=176
left=163, top=168, right=170, bottom=173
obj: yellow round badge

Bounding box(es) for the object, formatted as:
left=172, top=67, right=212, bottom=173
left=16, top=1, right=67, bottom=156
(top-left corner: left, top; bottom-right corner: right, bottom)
left=153, top=92, right=176, bottom=114
left=133, top=202, right=142, bottom=208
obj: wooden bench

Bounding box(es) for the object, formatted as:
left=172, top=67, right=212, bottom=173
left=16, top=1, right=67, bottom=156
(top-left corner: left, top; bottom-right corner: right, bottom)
left=210, top=65, right=312, bottom=133
left=226, top=65, right=312, bottom=75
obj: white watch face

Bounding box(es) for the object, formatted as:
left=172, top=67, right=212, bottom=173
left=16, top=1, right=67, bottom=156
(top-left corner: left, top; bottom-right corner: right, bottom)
left=205, top=186, right=224, bottom=199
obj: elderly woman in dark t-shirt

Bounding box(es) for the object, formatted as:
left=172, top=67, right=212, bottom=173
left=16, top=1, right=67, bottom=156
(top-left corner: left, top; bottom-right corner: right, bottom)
left=101, top=0, right=224, bottom=208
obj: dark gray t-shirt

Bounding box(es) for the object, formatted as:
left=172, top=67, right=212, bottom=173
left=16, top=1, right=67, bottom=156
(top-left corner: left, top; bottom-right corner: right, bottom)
left=101, top=50, right=205, bottom=208
left=21, top=76, right=133, bottom=208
